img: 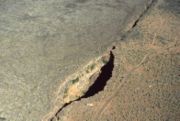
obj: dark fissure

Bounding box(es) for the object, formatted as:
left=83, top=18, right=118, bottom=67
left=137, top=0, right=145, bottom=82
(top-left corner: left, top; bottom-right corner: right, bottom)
left=51, top=51, right=115, bottom=120
left=82, top=51, right=114, bottom=98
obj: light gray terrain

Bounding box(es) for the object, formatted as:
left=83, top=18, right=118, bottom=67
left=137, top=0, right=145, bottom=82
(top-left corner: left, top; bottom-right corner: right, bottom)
left=0, top=0, right=154, bottom=121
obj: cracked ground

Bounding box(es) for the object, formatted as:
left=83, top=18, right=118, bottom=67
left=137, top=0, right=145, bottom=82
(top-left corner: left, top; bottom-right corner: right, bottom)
left=50, top=0, right=180, bottom=121
left=0, top=0, right=179, bottom=121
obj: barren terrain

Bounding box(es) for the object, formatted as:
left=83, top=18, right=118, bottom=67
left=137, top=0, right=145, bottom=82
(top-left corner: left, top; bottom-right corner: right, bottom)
left=0, top=0, right=179, bottom=121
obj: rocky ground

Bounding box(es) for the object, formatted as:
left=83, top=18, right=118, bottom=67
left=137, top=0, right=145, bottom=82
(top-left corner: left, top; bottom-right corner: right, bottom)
left=51, top=0, right=180, bottom=121
left=0, top=0, right=179, bottom=121
left=0, top=0, right=154, bottom=121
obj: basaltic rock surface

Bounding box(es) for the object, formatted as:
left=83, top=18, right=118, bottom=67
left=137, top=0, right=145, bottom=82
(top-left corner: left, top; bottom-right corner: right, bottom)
left=0, top=0, right=156, bottom=121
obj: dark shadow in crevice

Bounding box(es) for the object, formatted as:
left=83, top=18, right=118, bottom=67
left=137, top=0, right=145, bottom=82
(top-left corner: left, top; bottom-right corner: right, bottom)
left=51, top=51, right=115, bottom=121
left=81, top=51, right=114, bottom=98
